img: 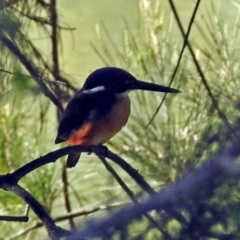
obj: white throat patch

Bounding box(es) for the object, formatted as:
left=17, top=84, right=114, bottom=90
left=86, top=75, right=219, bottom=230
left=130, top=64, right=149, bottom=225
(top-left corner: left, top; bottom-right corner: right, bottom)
left=83, top=86, right=105, bottom=94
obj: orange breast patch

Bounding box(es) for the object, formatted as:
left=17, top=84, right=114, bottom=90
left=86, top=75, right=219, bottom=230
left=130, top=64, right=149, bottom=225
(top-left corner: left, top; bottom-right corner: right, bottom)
left=67, top=95, right=131, bottom=147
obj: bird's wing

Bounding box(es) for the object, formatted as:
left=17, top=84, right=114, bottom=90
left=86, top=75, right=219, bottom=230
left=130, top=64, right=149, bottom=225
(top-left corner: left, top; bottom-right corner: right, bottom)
left=55, top=91, right=95, bottom=143
left=55, top=90, right=115, bottom=144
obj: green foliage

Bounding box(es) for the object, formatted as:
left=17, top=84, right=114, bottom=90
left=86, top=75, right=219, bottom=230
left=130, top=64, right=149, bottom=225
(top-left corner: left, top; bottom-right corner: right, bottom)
left=0, top=10, right=21, bottom=37
left=10, top=69, right=41, bottom=95
left=91, top=0, right=240, bottom=238
left=94, top=0, right=202, bottom=184
left=0, top=74, right=59, bottom=238
left=1, top=0, right=240, bottom=239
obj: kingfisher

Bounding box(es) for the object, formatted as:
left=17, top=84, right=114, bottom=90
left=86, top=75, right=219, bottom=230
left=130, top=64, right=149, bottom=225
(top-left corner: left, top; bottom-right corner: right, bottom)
left=55, top=67, right=180, bottom=168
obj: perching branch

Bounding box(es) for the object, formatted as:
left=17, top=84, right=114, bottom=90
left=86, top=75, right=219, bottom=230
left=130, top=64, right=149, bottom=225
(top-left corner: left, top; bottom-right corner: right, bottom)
left=9, top=145, right=154, bottom=194
left=1, top=142, right=240, bottom=238
left=0, top=145, right=157, bottom=239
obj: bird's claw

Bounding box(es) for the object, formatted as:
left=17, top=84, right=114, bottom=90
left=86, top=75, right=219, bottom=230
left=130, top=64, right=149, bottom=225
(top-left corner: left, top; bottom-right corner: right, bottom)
left=99, top=145, right=108, bottom=157
left=87, top=146, right=92, bottom=155
left=87, top=145, right=108, bottom=157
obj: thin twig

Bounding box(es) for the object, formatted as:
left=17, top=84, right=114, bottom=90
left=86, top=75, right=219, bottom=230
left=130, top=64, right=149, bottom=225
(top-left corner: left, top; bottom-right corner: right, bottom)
left=9, top=202, right=129, bottom=239
left=106, top=150, right=155, bottom=195
left=167, top=0, right=233, bottom=132
left=0, top=204, right=29, bottom=222
left=146, top=0, right=201, bottom=127
left=61, top=164, right=76, bottom=230
left=71, top=148, right=240, bottom=239
left=99, top=156, right=136, bottom=200
left=0, top=33, right=64, bottom=113
left=49, top=0, right=74, bottom=230
left=0, top=68, right=67, bottom=86
left=98, top=156, right=168, bottom=237
left=0, top=215, right=28, bottom=222
left=16, top=31, right=76, bottom=92
left=0, top=183, right=71, bottom=239
left=50, top=0, right=59, bottom=80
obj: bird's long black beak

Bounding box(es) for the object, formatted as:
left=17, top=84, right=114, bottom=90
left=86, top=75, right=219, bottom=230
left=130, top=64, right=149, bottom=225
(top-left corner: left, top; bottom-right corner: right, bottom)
left=131, top=80, right=180, bottom=93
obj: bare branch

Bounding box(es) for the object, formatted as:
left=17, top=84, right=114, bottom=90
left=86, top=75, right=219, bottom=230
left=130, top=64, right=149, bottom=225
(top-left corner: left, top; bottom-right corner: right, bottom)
left=147, top=0, right=202, bottom=127
left=105, top=150, right=155, bottom=195
left=7, top=144, right=238, bottom=238
left=0, top=205, right=29, bottom=222
left=1, top=143, right=239, bottom=239
left=0, top=33, right=64, bottom=113
left=0, top=145, right=160, bottom=238
left=72, top=148, right=240, bottom=239
left=50, top=0, right=59, bottom=80
left=61, top=164, right=76, bottom=230
left=0, top=183, right=71, bottom=239
left=9, top=202, right=129, bottom=239
left=166, top=0, right=233, bottom=133
left=8, top=145, right=154, bottom=196
left=0, top=215, right=28, bottom=222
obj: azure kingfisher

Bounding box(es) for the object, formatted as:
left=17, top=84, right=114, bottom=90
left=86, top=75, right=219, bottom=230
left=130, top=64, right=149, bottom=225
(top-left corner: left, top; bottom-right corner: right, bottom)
left=55, top=67, right=180, bottom=168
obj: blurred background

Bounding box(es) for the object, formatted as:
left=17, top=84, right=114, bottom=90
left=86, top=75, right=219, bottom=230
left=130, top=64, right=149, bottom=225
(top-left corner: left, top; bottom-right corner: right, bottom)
left=1, top=0, right=240, bottom=239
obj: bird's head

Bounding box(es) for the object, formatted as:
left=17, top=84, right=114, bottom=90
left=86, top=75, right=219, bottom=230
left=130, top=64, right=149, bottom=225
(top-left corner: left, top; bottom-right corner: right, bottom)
left=82, top=67, right=180, bottom=95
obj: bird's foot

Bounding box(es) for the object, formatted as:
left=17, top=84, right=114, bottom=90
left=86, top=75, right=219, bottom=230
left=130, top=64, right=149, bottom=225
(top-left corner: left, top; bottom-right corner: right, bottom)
left=87, top=145, right=108, bottom=157
left=98, top=144, right=108, bottom=157
left=87, top=146, right=92, bottom=155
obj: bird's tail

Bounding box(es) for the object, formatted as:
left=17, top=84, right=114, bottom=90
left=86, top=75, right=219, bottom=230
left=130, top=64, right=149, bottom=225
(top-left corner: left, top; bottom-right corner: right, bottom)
left=66, top=153, right=81, bottom=168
